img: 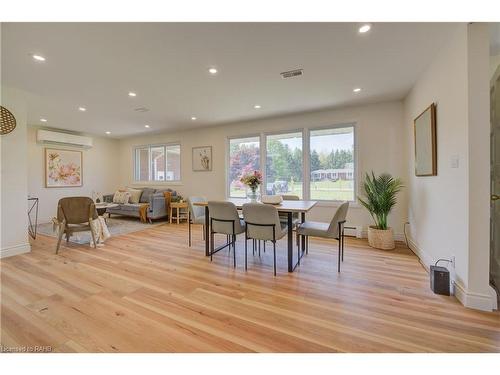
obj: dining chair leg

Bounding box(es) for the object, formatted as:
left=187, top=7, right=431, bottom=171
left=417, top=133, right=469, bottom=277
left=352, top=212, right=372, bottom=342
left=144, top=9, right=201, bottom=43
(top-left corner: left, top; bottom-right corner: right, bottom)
left=341, top=229, right=345, bottom=262
left=258, top=240, right=261, bottom=257
left=252, top=239, right=255, bottom=255
left=263, top=241, right=266, bottom=253
left=210, top=230, right=214, bottom=262
left=337, top=237, right=341, bottom=272
left=305, top=236, right=309, bottom=254
left=188, top=220, right=192, bottom=247
left=273, top=241, right=277, bottom=276
left=232, top=234, right=236, bottom=268
left=244, top=230, right=248, bottom=271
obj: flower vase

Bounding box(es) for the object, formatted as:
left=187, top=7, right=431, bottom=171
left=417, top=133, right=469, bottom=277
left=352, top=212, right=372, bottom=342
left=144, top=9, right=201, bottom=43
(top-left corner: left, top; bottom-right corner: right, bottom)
left=247, top=188, right=259, bottom=202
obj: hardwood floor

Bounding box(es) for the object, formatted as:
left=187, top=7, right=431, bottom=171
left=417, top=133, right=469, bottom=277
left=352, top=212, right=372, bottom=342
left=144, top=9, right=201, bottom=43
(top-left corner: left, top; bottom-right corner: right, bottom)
left=1, top=222, right=499, bottom=352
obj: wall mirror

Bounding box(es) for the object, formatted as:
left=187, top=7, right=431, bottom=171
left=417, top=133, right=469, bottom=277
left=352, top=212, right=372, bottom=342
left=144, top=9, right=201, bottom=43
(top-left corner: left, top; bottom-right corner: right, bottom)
left=414, top=103, right=437, bottom=176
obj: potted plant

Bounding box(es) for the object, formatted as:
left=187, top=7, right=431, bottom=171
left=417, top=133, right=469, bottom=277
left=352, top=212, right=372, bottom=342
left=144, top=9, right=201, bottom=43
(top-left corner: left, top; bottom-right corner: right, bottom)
left=358, top=172, right=403, bottom=250
left=240, top=170, right=263, bottom=202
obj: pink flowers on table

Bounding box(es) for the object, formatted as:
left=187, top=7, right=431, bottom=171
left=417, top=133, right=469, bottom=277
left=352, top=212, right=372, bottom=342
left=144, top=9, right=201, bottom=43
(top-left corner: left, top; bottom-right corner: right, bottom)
left=240, top=170, right=262, bottom=192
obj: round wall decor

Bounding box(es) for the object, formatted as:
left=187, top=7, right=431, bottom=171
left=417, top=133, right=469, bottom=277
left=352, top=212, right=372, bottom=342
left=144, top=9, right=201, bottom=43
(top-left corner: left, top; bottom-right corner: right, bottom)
left=0, top=106, right=17, bottom=135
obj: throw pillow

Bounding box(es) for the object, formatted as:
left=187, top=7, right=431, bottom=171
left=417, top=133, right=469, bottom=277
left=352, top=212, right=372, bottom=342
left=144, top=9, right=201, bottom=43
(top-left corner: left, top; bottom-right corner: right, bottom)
left=113, top=190, right=131, bottom=204
left=126, top=188, right=143, bottom=204
left=140, top=188, right=156, bottom=203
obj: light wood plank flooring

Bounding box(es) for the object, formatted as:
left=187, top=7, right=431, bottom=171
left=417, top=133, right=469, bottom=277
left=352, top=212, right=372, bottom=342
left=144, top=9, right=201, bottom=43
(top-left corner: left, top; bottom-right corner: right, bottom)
left=1, top=222, right=499, bottom=352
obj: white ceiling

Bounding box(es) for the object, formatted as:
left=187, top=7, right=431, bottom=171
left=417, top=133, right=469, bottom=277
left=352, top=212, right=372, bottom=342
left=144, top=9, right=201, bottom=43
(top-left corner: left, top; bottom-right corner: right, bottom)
left=1, top=22, right=458, bottom=138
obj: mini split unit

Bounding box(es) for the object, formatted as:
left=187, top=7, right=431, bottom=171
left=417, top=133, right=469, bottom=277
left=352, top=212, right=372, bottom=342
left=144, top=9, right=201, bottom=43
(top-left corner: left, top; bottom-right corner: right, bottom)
left=37, top=129, right=93, bottom=148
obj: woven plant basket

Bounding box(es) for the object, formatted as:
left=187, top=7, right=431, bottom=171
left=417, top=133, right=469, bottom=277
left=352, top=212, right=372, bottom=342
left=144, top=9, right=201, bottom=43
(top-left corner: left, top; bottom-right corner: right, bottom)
left=367, top=226, right=395, bottom=250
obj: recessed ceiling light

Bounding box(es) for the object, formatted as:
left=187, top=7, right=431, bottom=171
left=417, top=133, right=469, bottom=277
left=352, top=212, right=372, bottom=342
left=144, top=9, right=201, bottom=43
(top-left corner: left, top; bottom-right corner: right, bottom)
left=191, top=117, right=197, bottom=121
left=254, top=105, right=262, bottom=109
left=40, top=118, right=47, bottom=122
left=208, top=67, right=218, bottom=75
left=78, top=107, right=86, bottom=112
left=32, top=54, right=46, bottom=62
left=144, top=124, right=150, bottom=128
left=128, top=92, right=137, bottom=97
left=353, top=88, right=362, bottom=93
left=105, top=131, right=111, bottom=135
left=358, top=24, right=371, bottom=33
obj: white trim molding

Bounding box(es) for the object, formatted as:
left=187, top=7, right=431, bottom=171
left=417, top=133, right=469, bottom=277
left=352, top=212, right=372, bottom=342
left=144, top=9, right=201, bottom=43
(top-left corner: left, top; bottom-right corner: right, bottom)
left=407, top=235, right=498, bottom=312
left=454, top=282, right=498, bottom=312
left=0, top=242, right=31, bottom=258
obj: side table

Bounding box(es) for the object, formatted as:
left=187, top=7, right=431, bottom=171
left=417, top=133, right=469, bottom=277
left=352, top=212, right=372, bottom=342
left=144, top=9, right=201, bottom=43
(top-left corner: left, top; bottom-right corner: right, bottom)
left=170, top=202, right=189, bottom=224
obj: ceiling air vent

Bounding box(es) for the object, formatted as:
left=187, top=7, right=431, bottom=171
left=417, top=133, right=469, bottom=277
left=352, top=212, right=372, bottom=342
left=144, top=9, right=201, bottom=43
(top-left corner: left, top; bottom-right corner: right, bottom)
left=280, top=68, right=304, bottom=79
left=134, top=107, right=150, bottom=113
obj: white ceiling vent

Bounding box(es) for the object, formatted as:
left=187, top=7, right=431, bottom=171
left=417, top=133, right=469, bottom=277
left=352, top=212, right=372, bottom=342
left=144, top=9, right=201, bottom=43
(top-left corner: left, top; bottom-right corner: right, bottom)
left=37, top=129, right=93, bottom=148
left=280, top=68, right=304, bottom=79
left=134, top=107, right=150, bottom=112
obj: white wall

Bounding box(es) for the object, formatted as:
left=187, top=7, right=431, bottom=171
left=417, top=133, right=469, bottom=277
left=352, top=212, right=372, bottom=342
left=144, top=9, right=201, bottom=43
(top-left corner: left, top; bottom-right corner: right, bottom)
left=404, top=24, right=496, bottom=311
left=0, top=86, right=31, bottom=258
left=118, top=101, right=408, bottom=238
left=27, top=127, right=121, bottom=223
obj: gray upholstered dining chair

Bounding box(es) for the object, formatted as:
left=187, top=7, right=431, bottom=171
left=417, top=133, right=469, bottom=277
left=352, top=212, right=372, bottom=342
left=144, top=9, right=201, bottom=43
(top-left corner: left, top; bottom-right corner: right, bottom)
left=208, top=201, right=246, bottom=267
left=297, top=201, right=349, bottom=272
left=55, top=197, right=98, bottom=254
left=242, top=203, right=288, bottom=276
left=188, top=196, right=207, bottom=247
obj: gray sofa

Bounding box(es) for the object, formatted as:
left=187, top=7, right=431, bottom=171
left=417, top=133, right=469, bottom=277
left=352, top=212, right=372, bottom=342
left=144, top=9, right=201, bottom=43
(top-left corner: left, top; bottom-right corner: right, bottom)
left=103, top=187, right=177, bottom=222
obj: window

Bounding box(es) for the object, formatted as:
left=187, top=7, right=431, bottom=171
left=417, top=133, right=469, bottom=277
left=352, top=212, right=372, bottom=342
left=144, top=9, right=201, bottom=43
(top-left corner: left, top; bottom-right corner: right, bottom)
left=134, top=144, right=181, bottom=182
left=265, top=132, right=303, bottom=198
left=310, top=126, right=355, bottom=201
left=228, top=136, right=260, bottom=197
left=226, top=125, right=355, bottom=202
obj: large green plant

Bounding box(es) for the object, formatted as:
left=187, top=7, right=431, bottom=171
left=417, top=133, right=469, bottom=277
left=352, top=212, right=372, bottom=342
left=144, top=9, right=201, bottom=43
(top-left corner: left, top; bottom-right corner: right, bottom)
left=358, top=172, right=403, bottom=230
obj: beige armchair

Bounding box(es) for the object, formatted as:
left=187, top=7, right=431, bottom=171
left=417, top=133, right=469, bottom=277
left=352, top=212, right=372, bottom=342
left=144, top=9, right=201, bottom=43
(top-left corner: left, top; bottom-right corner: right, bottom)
left=55, top=197, right=98, bottom=253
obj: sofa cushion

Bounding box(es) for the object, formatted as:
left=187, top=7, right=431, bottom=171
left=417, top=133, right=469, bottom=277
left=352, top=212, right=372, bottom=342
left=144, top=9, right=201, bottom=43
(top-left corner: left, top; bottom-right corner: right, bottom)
left=155, top=188, right=177, bottom=196
left=113, top=190, right=131, bottom=204
left=140, top=188, right=156, bottom=203
left=126, top=187, right=143, bottom=204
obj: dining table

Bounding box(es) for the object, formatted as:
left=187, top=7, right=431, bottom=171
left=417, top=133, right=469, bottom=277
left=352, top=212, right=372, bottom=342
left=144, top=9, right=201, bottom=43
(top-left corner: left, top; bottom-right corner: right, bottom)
left=193, top=198, right=317, bottom=272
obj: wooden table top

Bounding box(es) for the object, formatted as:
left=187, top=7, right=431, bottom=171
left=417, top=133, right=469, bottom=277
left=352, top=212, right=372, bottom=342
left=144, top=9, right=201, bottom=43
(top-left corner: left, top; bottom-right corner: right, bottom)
left=193, top=198, right=317, bottom=213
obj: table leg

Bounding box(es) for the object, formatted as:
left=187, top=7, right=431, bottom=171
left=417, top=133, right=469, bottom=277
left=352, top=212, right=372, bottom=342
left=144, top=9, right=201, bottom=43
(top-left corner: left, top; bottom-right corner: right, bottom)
left=287, top=212, right=293, bottom=272
left=177, top=207, right=180, bottom=224
left=300, top=212, right=305, bottom=252
left=204, top=206, right=210, bottom=256
left=169, top=206, right=173, bottom=224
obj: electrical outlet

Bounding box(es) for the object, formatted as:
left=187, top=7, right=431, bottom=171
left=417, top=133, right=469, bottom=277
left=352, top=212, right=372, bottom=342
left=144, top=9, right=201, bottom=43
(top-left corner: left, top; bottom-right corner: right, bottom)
left=450, top=256, right=456, bottom=268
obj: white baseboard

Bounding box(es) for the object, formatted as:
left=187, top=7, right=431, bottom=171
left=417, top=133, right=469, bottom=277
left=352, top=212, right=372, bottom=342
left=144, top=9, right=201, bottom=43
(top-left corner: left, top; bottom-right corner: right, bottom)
left=1, top=242, right=31, bottom=258
left=454, top=282, right=498, bottom=312
left=407, top=235, right=497, bottom=312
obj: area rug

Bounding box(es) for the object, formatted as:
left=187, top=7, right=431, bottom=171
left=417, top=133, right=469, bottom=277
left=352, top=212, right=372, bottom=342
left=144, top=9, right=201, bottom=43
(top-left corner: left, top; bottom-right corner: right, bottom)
left=36, top=217, right=166, bottom=244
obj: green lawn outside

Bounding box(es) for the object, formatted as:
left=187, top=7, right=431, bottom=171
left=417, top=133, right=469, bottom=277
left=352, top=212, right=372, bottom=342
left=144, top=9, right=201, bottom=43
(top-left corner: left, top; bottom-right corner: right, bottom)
left=230, top=179, right=354, bottom=201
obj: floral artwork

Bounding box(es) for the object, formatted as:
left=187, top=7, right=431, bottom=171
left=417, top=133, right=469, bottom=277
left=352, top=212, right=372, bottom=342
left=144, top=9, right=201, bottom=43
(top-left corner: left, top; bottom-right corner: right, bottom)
left=192, top=146, right=212, bottom=171
left=45, top=148, right=82, bottom=187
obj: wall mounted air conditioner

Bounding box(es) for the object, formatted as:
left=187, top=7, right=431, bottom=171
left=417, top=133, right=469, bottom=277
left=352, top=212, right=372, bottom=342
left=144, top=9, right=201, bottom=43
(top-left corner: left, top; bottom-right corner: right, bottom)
left=37, top=129, right=93, bottom=148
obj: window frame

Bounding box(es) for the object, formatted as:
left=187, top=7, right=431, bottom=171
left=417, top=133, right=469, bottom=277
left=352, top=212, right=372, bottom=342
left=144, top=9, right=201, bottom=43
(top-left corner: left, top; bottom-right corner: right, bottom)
left=225, top=122, right=357, bottom=203
left=308, top=123, right=357, bottom=203
left=133, top=142, right=182, bottom=183
left=226, top=134, right=262, bottom=198
left=263, top=129, right=305, bottom=199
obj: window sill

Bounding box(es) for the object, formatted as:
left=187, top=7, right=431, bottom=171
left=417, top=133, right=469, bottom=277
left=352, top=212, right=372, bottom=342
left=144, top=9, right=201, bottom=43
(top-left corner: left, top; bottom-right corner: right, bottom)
left=130, top=181, right=183, bottom=187
left=312, top=200, right=361, bottom=209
